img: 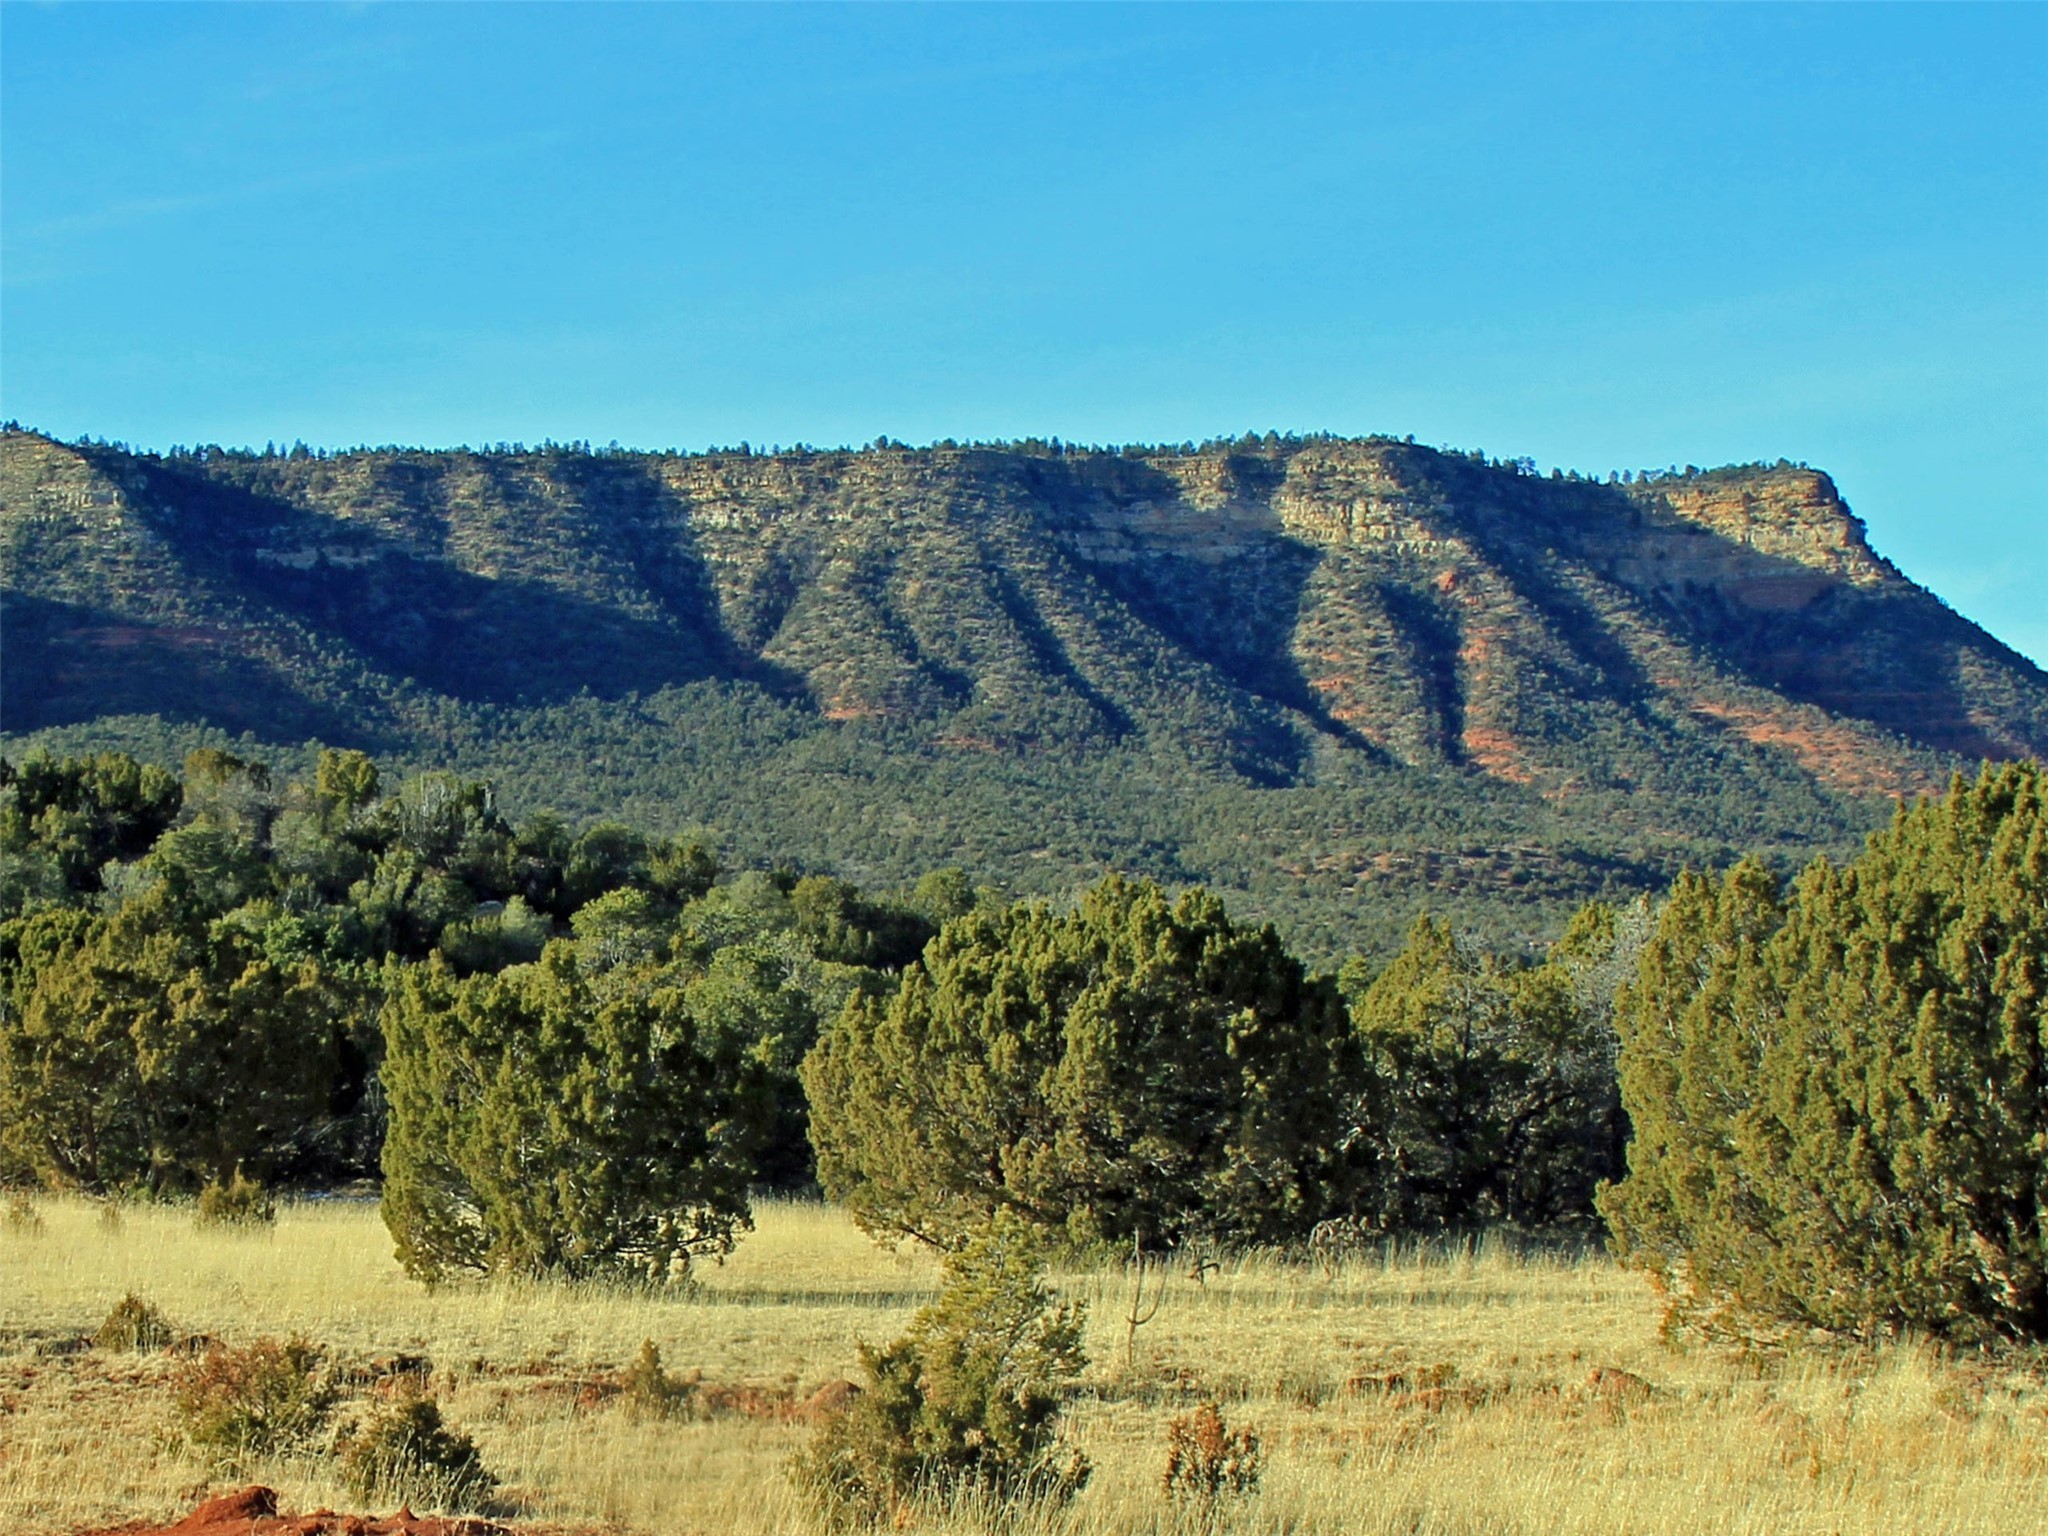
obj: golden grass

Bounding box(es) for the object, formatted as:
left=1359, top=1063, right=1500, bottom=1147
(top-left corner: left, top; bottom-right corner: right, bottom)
left=2, top=1196, right=2042, bottom=1535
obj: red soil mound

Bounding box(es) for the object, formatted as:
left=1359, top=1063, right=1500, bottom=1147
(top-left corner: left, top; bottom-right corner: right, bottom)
left=81, top=1486, right=508, bottom=1536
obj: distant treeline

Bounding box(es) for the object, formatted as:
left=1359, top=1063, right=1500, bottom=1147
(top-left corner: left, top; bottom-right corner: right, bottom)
left=2, top=748, right=2040, bottom=1342
left=7, top=416, right=1809, bottom=485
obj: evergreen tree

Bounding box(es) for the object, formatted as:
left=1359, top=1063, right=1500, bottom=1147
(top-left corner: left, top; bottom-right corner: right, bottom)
left=1597, top=860, right=1786, bottom=1331
left=0, top=887, right=344, bottom=1192
left=1341, top=910, right=1623, bottom=1230
left=803, top=874, right=1349, bottom=1249
left=379, top=941, right=763, bottom=1282
left=1603, top=763, right=2047, bottom=1342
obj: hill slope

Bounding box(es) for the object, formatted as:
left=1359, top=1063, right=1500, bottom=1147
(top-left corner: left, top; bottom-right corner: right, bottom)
left=5, top=429, right=2043, bottom=959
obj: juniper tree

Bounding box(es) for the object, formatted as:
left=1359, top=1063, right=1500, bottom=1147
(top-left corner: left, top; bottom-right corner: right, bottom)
left=1602, top=762, right=2048, bottom=1342
left=379, top=940, right=764, bottom=1282
left=0, top=886, right=344, bottom=1193
left=1341, top=909, right=1626, bottom=1231
left=802, top=874, right=1350, bottom=1250
left=1596, top=859, right=1786, bottom=1331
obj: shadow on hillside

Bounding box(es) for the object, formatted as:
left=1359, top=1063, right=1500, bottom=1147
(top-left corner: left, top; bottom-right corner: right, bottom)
left=0, top=590, right=408, bottom=749
left=104, top=453, right=810, bottom=711
left=1016, top=453, right=1376, bottom=784
left=1396, top=451, right=2048, bottom=766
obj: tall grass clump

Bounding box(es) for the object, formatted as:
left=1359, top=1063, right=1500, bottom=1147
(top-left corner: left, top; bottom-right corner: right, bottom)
left=339, top=1391, right=496, bottom=1511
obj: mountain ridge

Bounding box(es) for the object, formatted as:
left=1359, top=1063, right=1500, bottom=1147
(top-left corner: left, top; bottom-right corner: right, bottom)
left=5, top=427, right=2042, bottom=959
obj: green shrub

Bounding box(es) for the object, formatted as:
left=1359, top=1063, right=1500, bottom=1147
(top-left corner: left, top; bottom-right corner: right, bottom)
left=173, top=1335, right=338, bottom=1467
left=94, top=1293, right=174, bottom=1351
left=379, top=944, right=764, bottom=1283
left=793, top=1213, right=1088, bottom=1528
left=1162, top=1401, right=1263, bottom=1506
left=196, top=1170, right=276, bottom=1227
left=339, top=1392, right=496, bottom=1511
left=620, top=1338, right=695, bottom=1421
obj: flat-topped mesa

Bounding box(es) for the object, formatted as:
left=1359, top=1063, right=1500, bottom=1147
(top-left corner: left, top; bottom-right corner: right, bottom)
left=1613, top=467, right=1901, bottom=610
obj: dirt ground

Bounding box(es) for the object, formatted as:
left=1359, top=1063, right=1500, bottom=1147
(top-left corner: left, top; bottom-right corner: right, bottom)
left=79, top=1486, right=513, bottom=1536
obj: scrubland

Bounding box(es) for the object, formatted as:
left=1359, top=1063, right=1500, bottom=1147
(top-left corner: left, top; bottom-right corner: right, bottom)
left=2, top=1197, right=2042, bottom=1536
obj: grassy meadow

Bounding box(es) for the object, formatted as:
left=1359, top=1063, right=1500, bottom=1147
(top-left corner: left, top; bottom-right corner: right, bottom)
left=1, top=1196, right=2042, bottom=1536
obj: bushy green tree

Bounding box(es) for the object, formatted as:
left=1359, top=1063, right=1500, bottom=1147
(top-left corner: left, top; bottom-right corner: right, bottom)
left=803, top=875, right=1349, bottom=1249
left=684, top=941, right=854, bottom=1188
left=378, top=941, right=763, bottom=1282
left=0, top=888, right=344, bottom=1193
left=1596, top=859, right=1784, bottom=1329
left=0, top=752, right=182, bottom=908
left=143, top=825, right=270, bottom=918
left=563, top=821, right=650, bottom=908
left=790, top=876, right=935, bottom=968
left=437, top=895, right=552, bottom=975
left=1340, top=909, right=1624, bottom=1231
left=910, top=868, right=977, bottom=924
left=1603, top=763, right=2048, bottom=1342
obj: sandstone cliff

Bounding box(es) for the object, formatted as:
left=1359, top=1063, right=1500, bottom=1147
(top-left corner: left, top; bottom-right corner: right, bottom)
left=4, top=428, right=2041, bottom=954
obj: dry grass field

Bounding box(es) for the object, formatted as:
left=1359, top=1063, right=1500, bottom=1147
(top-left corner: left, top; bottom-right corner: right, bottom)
left=2, top=1196, right=2042, bottom=1536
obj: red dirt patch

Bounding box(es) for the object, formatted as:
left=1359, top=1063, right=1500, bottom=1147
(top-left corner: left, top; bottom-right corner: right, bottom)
left=1686, top=697, right=1940, bottom=800
left=798, top=1378, right=862, bottom=1421
left=79, top=1485, right=509, bottom=1536
left=1583, top=1366, right=1655, bottom=1403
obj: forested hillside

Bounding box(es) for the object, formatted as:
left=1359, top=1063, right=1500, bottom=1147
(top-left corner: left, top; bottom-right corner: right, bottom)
left=6, top=427, right=2044, bottom=959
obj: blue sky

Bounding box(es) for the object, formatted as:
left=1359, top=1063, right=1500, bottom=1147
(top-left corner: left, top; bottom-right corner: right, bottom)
left=4, top=3, right=2044, bottom=663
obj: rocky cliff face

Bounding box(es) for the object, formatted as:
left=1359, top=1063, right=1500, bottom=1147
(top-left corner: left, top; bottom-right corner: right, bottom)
left=4, top=427, right=2043, bottom=954
left=6, top=429, right=2042, bottom=790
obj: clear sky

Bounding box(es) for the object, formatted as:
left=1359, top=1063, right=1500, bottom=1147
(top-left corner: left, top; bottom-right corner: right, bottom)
left=4, top=3, right=2044, bottom=664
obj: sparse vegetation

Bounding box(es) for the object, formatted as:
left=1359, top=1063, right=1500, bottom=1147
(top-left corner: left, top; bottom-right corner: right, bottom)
left=619, top=1337, right=695, bottom=1421
left=172, top=1335, right=338, bottom=1469
left=1162, top=1401, right=1263, bottom=1509
left=793, top=1213, right=1089, bottom=1527
left=92, top=1292, right=173, bottom=1351
left=2, top=1199, right=2041, bottom=1535
left=338, top=1390, right=496, bottom=1510
left=196, top=1171, right=276, bottom=1227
